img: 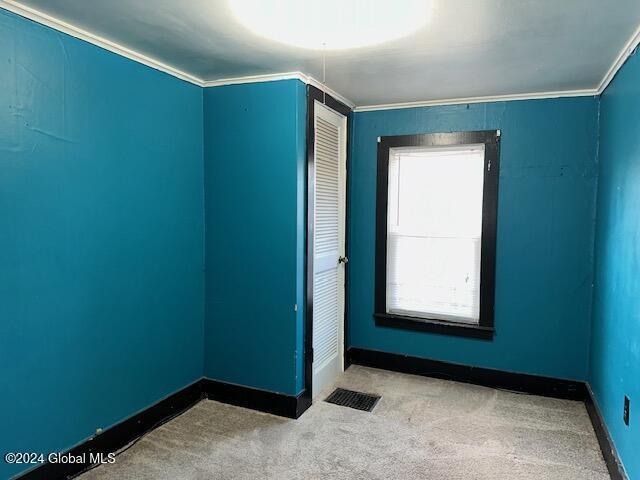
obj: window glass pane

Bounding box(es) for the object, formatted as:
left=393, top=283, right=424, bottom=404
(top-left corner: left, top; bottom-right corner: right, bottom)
left=386, top=145, right=485, bottom=324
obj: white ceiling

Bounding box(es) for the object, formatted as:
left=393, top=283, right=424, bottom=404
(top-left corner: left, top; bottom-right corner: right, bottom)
left=5, top=0, right=640, bottom=108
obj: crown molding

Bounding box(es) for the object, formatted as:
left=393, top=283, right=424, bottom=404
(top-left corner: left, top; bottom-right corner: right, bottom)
left=201, top=72, right=303, bottom=88
left=0, top=0, right=204, bottom=86
left=2, top=0, right=639, bottom=109
left=356, top=20, right=640, bottom=112
left=597, top=22, right=640, bottom=94
left=353, top=88, right=598, bottom=112
left=202, top=72, right=356, bottom=109
left=301, top=74, right=356, bottom=109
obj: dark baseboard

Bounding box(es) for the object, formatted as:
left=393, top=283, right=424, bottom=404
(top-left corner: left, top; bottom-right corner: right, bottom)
left=348, top=347, right=630, bottom=479
left=202, top=379, right=311, bottom=419
left=15, top=379, right=311, bottom=480
left=15, top=379, right=205, bottom=480
left=295, top=391, right=313, bottom=419
left=347, top=347, right=587, bottom=400
left=15, top=357, right=623, bottom=480
left=585, top=385, right=627, bottom=480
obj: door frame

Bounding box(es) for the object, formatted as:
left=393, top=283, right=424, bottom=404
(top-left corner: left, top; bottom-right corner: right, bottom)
left=304, top=85, right=352, bottom=402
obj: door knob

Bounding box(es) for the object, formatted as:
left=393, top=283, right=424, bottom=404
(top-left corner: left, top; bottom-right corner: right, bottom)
left=338, top=256, right=349, bottom=265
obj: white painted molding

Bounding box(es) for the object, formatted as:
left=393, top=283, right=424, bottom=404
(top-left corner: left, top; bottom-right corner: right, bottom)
left=1, top=0, right=639, bottom=108
left=597, top=22, right=640, bottom=94
left=354, top=19, right=640, bottom=112
left=0, top=0, right=204, bottom=86
left=302, top=74, right=356, bottom=109
left=201, top=72, right=303, bottom=88
left=353, top=88, right=598, bottom=112
left=203, top=71, right=356, bottom=109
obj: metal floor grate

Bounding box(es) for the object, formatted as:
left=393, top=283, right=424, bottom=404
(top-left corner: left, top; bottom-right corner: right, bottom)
left=324, top=388, right=381, bottom=412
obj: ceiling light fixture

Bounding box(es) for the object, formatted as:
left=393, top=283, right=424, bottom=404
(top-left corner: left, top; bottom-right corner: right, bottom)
left=227, top=0, right=430, bottom=50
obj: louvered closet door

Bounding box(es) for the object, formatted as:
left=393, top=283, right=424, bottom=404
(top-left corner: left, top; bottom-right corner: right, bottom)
left=312, top=101, right=347, bottom=399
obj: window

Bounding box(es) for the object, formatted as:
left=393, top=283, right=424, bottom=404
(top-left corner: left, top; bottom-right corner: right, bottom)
left=374, top=131, right=500, bottom=339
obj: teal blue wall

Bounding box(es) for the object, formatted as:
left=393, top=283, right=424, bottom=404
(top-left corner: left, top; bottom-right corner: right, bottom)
left=203, top=80, right=307, bottom=395
left=0, top=10, right=204, bottom=479
left=3, top=5, right=637, bottom=477
left=348, top=98, right=599, bottom=381
left=590, top=49, right=640, bottom=480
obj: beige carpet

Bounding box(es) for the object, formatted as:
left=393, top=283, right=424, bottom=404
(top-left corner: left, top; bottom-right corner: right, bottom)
left=80, top=366, right=609, bottom=480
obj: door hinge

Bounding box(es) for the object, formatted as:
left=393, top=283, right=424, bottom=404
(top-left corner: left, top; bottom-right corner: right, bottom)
left=310, top=348, right=314, bottom=363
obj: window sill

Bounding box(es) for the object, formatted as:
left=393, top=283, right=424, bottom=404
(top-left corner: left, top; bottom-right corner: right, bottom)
left=374, top=313, right=494, bottom=340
